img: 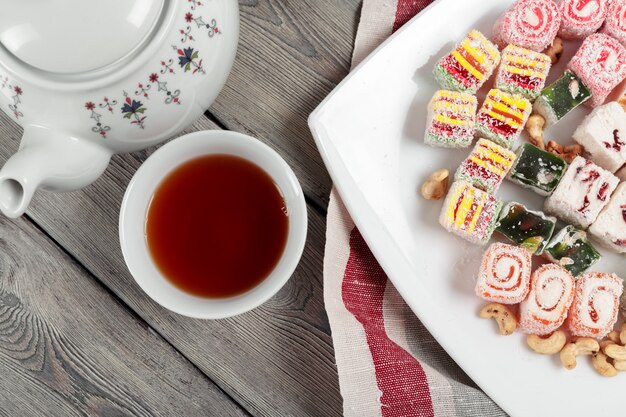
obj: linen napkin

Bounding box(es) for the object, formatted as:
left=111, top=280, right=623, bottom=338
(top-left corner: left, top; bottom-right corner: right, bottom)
left=323, top=1, right=508, bottom=416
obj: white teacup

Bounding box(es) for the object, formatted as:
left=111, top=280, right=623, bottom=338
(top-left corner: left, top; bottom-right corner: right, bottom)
left=119, top=130, right=308, bottom=319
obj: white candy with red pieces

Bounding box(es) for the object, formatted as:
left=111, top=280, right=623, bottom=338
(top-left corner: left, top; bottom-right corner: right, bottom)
left=493, top=0, right=561, bottom=52
left=544, top=156, right=619, bottom=229
left=572, top=102, right=626, bottom=173
left=568, top=33, right=626, bottom=107
left=475, top=242, right=532, bottom=304
left=589, top=182, right=626, bottom=253
left=603, top=0, right=626, bottom=47
left=558, top=0, right=608, bottom=39
left=519, top=263, right=576, bottom=335
left=568, top=272, right=624, bottom=339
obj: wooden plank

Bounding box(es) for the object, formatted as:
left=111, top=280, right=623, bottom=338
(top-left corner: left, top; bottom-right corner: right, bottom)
left=209, top=0, right=361, bottom=207
left=0, top=214, right=248, bottom=417
left=0, top=112, right=342, bottom=417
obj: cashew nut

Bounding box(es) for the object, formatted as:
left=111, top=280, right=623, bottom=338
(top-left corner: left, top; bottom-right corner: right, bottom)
left=479, top=303, right=517, bottom=336
left=420, top=169, right=449, bottom=201
left=604, top=343, right=626, bottom=361
left=608, top=330, right=621, bottom=344
left=525, top=114, right=546, bottom=150
left=592, top=351, right=618, bottom=377
left=543, top=37, right=564, bottom=64
left=600, top=339, right=617, bottom=351
left=560, top=337, right=600, bottom=370
left=546, top=140, right=584, bottom=164
left=614, top=360, right=626, bottom=372
left=527, top=331, right=567, bottom=355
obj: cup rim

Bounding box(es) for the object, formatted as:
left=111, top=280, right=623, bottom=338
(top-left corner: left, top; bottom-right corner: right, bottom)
left=119, top=130, right=308, bottom=319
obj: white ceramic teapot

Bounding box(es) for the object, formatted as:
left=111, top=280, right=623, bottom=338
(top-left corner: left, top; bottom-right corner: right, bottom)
left=0, top=0, right=239, bottom=217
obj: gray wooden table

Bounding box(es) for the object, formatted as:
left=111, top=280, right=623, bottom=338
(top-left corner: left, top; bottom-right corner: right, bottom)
left=0, top=1, right=360, bottom=415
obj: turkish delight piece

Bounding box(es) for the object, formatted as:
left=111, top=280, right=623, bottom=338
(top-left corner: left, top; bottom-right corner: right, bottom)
left=602, top=0, right=626, bottom=47
left=475, top=242, right=532, bottom=304
left=568, top=33, right=626, bottom=107
left=568, top=272, right=623, bottom=339
left=495, top=45, right=551, bottom=100
left=454, top=138, right=517, bottom=193
left=544, top=225, right=602, bottom=276
left=558, top=0, right=608, bottom=39
left=544, top=156, right=619, bottom=229
left=476, top=89, right=531, bottom=148
left=439, top=181, right=502, bottom=245
left=507, top=143, right=567, bottom=196
left=496, top=202, right=557, bottom=254
left=433, top=30, right=501, bottom=94
left=424, top=90, right=477, bottom=148
left=519, top=263, right=575, bottom=335
left=589, top=182, right=626, bottom=253
left=573, top=102, right=626, bottom=172
left=493, top=0, right=562, bottom=52
left=533, top=70, right=591, bottom=126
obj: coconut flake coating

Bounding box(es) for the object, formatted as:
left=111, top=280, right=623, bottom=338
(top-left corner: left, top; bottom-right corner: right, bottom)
left=573, top=102, right=626, bottom=172
left=568, top=33, right=626, bottom=107
left=475, top=242, right=532, bottom=304
left=589, top=182, right=626, bottom=253
left=439, top=181, right=502, bottom=245
left=476, top=89, right=531, bottom=148
left=544, top=156, right=619, bottom=229
left=495, top=44, right=552, bottom=100
left=602, top=0, right=626, bottom=47
left=558, top=0, right=608, bottom=39
left=425, top=90, right=477, bottom=148
left=455, top=138, right=517, bottom=193
left=568, top=271, right=623, bottom=339
left=519, top=263, right=575, bottom=335
left=433, top=30, right=501, bottom=94
left=493, top=0, right=561, bottom=52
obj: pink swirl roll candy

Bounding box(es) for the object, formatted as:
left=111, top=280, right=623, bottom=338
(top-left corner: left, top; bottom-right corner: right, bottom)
left=519, top=264, right=576, bottom=335
left=569, top=33, right=626, bottom=107
left=558, top=0, right=608, bottom=39
left=475, top=242, right=532, bottom=304
left=493, top=0, right=562, bottom=52
left=568, top=272, right=624, bottom=339
left=603, top=0, right=626, bottom=47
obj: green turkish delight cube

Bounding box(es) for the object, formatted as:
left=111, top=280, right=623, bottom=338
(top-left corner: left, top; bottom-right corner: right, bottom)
left=544, top=225, right=601, bottom=277
left=508, top=143, right=567, bottom=196
left=533, top=70, right=591, bottom=126
left=496, top=202, right=556, bottom=254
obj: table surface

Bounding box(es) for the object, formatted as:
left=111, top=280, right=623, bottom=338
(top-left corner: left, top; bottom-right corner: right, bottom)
left=0, top=1, right=360, bottom=416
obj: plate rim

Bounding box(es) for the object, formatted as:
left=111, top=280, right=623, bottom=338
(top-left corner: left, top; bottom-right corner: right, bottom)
left=308, top=1, right=522, bottom=415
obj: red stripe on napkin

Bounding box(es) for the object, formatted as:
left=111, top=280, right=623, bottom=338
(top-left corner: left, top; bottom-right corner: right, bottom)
left=342, top=230, right=435, bottom=417
left=393, top=0, right=434, bottom=32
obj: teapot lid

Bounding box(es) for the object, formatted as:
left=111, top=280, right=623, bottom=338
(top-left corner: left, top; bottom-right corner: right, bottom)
left=0, top=0, right=165, bottom=74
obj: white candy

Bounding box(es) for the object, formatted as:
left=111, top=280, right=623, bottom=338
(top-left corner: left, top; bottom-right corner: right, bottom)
left=589, top=182, right=626, bottom=253
left=616, top=165, right=626, bottom=181
left=573, top=102, right=626, bottom=172
left=544, top=156, right=619, bottom=229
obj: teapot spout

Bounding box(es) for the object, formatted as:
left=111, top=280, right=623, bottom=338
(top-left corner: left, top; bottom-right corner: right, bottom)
left=0, top=126, right=112, bottom=218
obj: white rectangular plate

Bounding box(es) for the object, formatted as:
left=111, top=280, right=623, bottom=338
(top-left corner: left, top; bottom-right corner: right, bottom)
left=309, top=1, right=626, bottom=416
